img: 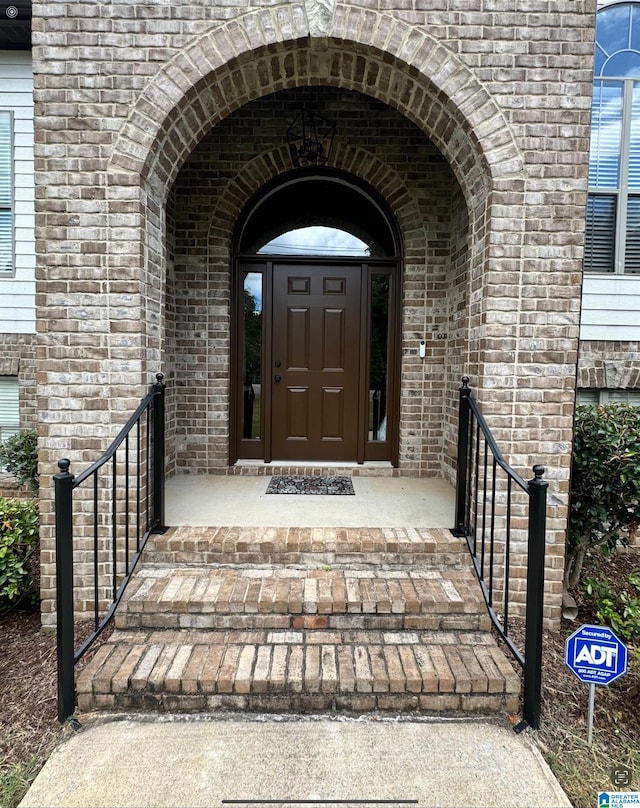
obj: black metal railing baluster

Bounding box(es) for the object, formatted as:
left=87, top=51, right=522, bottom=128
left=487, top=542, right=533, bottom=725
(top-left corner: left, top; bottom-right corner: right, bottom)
left=54, top=373, right=167, bottom=723
left=153, top=373, right=166, bottom=532
left=111, top=456, right=117, bottom=599
left=472, top=422, right=481, bottom=545
left=146, top=403, right=152, bottom=530
left=467, top=420, right=474, bottom=540
left=480, top=438, right=489, bottom=579
left=504, top=476, right=512, bottom=635
left=452, top=377, right=547, bottom=731
left=93, top=473, right=99, bottom=631
left=125, top=433, right=130, bottom=564
left=136, top=419, right=141, bottom=552
left=488, top=456, right=497, bottom=607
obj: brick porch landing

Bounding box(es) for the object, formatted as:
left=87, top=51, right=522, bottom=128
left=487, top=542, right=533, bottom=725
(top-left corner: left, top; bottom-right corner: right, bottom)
left=76, top=527, right=520, bottom=716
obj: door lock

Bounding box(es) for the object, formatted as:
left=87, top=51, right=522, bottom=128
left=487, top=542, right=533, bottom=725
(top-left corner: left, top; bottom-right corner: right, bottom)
left=274, top=374, right=282, bottom=383
left=274, top=360, right=281, bottom=368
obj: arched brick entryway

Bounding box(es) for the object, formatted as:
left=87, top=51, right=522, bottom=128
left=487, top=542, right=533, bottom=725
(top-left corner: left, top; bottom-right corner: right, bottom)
left=100, top=13, right=526, bottom=479
left=36, top=1, right=586, bottom=629
left=104, top=10, right=526, bottom=407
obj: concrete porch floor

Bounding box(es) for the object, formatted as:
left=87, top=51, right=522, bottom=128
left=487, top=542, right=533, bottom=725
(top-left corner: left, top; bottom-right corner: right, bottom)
left=165, top=474, right=456, bottom=528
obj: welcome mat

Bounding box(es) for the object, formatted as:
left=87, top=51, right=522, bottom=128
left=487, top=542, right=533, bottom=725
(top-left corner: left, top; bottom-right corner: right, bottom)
left=265, top=475, right=355, bottom=495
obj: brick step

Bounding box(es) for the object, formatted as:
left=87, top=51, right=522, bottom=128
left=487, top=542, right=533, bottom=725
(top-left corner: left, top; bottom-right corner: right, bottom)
left=143, top=526, right=466, bottom=569
left=77, top=629, right=520, bottom=716
left=115, top=566, right=490, bottom=632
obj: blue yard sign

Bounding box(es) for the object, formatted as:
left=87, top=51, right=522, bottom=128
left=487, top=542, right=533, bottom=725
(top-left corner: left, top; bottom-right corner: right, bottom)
left=565, top=624, right=628, bottom=686
left=565, top=624, right=628, bottom=745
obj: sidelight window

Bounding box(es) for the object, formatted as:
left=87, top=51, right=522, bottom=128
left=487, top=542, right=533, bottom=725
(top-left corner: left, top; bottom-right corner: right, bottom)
left=369, top=274, right=390, bottom=442
left=241, top=271, right=263, bottom=441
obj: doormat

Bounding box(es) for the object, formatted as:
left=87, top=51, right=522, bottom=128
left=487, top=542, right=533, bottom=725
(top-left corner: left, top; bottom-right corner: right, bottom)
left=265, top=475, right=355, bottom=495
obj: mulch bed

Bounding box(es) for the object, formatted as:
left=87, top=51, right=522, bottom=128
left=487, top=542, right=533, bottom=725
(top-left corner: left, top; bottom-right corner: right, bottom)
left=0, top=609, right=60, bottom=778
left=0, top=611, right=113, bottom=784
left=523, top=548, right=640, bottom=807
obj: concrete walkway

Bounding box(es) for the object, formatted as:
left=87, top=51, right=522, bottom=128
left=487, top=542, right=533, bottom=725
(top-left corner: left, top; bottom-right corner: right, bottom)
left=19, top=714, right=571, bottom=808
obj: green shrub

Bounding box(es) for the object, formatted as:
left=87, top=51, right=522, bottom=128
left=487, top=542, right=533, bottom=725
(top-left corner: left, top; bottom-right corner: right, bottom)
left=0, top=429, right=39, bottom=494
left=0, top=497, right=39, bottom=613
left=567, top=404, right=640, bottom=588
left=583, top=571, right=640, bottom=643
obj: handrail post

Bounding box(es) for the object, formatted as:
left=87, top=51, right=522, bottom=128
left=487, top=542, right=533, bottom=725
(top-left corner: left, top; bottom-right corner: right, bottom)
left=55, top=458, right=75, bottom=723
left=523, top=464, right=548, bottom=730
left=152, top=372, right=167, bottom=533
left=453, top=376, right=471, bottom=536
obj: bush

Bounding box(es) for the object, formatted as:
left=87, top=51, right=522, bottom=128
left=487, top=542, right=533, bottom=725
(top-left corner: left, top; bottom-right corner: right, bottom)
left=0, top=497, right=39, bottom=613
left=0, top=429, right=39, bottom=494
left=566, top=404, right=640, bottom=588
left=583, top=570, right=640, bottom=644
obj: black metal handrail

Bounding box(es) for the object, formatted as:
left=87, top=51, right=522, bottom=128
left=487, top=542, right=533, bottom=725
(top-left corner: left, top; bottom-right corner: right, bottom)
left=55, top=373, right=167, bottom=722
left=453, top=376, right=547, bottom=730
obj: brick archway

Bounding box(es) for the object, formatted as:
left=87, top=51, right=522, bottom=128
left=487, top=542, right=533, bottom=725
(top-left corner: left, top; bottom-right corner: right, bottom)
left=207, top=143, right=426, bottom=263
left=191, top=141, right=439, bottom=473
left=33, top=0, right=591, bottom=631
left=102, top=3, right=527, bottom=475
left=108, top=7, right=523, bottom=201
left=105, top=9, right=525, bottom=397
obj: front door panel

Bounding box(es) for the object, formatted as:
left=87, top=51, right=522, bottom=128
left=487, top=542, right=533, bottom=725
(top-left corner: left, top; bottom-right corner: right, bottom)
left=272, top=264, right=361, bottom=460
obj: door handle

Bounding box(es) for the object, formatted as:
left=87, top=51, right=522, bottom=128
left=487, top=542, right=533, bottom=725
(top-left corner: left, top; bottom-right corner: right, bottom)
left=274, top=375, right=282, bottom=383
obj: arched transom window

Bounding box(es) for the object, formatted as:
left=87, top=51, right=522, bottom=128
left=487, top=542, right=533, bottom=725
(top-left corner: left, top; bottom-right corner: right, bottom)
left=586, top=2, right=640, bottom=273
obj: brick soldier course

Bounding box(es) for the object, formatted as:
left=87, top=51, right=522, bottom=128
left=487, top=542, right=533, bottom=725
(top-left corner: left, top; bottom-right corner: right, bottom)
left=33, top=0, right=594, bottom=630
left=578, top=341, right=640, bottom=390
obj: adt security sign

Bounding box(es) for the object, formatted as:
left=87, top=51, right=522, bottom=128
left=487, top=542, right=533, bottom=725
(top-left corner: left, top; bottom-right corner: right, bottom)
left=565, top=624, right=628, bottom=686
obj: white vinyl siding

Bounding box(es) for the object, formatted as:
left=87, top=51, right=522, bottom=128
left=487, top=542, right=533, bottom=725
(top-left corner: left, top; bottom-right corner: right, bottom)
left=0, top=51, right=34, bottom=334
left=580, top=274, right=640, bottom=342
left=0, top=376, right=19, bottom=440
left=580, top=274, right=640, bottom=340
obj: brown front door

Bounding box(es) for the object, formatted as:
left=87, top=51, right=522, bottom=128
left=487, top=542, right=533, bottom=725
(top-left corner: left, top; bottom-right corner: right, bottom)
left=271, top=263, right=362, bottom=461
left=234, top=259, right=398, bottom=465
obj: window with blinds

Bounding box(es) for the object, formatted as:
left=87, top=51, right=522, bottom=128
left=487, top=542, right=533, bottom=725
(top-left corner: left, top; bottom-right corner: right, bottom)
left=0, top=376, right=19, bottom=442
left=0, top=112, right=11, bottom=274
left=577, top=388, right=640, bottom=406
left=584, top=4, right=640, bottom=274
left=585, top=195, right=616, bottom=272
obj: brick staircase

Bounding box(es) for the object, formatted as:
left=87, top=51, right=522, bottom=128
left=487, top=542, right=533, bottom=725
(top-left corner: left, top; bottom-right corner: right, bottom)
left=76, top=526, right=520, bottom=716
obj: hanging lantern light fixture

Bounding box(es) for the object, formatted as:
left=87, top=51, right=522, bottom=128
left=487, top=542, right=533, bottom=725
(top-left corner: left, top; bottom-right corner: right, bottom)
left=287, top=107, right=336, bottom=168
